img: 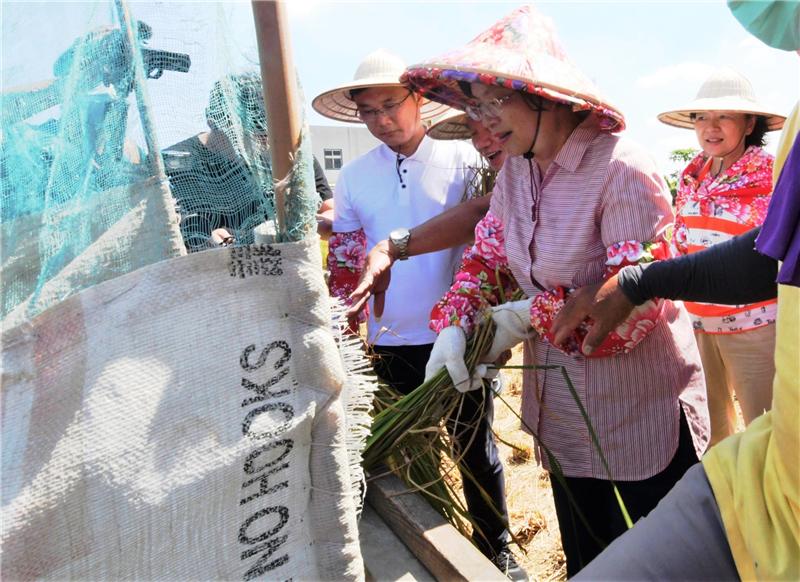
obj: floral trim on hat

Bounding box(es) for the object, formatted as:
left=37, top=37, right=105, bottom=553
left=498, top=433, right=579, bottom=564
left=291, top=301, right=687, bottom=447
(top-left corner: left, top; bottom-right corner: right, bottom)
left=403, top=5, right=625, bottom=132
left=403, top=67, right=624, bottom=133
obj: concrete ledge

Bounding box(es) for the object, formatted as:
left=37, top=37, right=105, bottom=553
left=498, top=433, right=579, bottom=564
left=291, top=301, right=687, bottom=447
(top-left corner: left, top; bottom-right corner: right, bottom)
left=360, top=504, right=433, bottom=582
left=365, top=471, right=506, bottom=582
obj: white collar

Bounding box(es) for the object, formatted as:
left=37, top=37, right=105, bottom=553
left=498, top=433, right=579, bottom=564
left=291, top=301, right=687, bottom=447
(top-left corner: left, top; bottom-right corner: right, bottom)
left=379, top=133, right=434, bottom=163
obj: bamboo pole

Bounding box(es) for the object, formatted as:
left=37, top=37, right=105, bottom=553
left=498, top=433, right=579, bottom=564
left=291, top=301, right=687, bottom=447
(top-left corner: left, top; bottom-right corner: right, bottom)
left=251, top=0, right=301, bottom=239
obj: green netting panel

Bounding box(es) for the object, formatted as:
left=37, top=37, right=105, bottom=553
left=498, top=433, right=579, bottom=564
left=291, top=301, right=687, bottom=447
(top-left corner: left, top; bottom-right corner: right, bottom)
left=1, top=1, right=318, bottom=325
left=161, top=71, right=280, bottom=250
left=133, top=1, right=317, bottom=245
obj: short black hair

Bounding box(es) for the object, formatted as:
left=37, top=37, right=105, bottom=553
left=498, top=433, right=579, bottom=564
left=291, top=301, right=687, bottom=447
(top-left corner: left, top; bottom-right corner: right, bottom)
left=745, top=116, right=768, bottom=148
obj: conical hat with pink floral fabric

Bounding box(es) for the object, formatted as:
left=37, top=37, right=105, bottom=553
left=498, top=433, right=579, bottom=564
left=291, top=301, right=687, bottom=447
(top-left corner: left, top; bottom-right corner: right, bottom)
left=402, top=4, right=625, bottom=132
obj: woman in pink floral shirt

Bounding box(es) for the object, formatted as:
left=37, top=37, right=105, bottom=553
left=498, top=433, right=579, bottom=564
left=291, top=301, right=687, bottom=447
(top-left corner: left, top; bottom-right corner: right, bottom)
left=658, top=68, right=786, bottom=445
left=403, top=5, right=710, bottom=577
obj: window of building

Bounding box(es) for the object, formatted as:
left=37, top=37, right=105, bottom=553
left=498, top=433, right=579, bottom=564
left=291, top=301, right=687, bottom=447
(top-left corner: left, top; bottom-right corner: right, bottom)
left=323, top=148, right=343, bottom=170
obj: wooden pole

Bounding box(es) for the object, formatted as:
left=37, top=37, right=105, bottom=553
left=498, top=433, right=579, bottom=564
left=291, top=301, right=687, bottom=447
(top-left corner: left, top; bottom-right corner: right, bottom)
left=251, top=0, right=301, bottom=238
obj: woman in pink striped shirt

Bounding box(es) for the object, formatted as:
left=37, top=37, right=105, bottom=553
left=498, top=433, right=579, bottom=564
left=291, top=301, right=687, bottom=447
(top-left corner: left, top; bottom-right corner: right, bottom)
left=658, top=69, right=786, bottom=446
left=403, top=6, right=710, bottom=576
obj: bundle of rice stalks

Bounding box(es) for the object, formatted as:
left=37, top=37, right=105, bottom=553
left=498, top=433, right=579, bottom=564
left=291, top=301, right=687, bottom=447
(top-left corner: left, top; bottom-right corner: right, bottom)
left=364, top=318, right=493, bottom=466
left=464, top=161, right=497, bottom=200
left=363, top=316, right=501, bottom=541
left=377, top=416, right=474, bottom=536
left=363, top=309, right=634, bottom=554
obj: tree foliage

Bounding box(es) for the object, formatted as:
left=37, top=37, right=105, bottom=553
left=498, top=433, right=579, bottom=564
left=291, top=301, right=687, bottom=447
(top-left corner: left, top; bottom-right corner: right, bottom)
left=664, top=148, right=698, bottom=204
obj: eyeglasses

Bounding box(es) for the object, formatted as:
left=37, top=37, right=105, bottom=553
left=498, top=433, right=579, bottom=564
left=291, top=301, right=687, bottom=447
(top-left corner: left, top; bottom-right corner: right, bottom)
left=465, top=93, right=515, bottom=121
left=356, top=91, right=413, bottom=122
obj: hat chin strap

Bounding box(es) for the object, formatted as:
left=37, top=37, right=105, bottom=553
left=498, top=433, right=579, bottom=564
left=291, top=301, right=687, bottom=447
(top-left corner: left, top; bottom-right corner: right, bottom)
left=522, top=107, right=543, bottom=160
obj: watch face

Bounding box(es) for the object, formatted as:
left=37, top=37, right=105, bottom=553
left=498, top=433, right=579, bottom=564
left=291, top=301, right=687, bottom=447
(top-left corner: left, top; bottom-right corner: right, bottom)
left=390, top=228, right=409, bottom=241
left=389, top=227, right=410, bottom=259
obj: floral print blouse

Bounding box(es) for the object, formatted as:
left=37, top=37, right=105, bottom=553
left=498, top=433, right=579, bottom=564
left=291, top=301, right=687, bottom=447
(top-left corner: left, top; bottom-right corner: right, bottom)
left=327, top=230, right=368, bottom=331
left=673, top=146, right=777, bottom=333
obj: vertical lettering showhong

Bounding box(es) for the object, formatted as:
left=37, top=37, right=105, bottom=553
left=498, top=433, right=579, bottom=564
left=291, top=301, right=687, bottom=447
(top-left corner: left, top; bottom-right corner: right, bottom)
left=237, top=341, right=296, bottom=580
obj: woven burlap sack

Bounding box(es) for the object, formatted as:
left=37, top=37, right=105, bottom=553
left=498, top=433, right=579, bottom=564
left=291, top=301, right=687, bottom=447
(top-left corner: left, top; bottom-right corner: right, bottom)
left=1, top=237, right=364, bottom=581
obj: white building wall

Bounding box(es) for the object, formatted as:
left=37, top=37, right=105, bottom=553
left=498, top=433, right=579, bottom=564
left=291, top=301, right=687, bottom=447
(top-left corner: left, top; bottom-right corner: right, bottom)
left=310, top=125, right=381, bottom=187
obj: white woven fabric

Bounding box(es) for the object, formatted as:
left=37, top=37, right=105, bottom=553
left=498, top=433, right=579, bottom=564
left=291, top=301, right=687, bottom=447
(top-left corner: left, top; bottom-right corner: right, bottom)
left=2, top=237, right=365, bottom=581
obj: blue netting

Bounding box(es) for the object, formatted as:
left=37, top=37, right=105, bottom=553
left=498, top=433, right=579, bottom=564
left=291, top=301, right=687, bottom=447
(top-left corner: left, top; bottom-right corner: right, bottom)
left=1, top=1, right=318, bottom=325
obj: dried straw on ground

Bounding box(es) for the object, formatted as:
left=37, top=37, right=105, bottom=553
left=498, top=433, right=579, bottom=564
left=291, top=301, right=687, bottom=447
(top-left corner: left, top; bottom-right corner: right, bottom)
left=442, top=346, right=567, bottom=580
left=494, top=346, right=566, bottom=580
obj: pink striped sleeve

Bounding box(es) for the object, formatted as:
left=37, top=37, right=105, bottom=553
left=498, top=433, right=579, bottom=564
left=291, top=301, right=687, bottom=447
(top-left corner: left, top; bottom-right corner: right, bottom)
left=600, top=143, right=674, bottom=247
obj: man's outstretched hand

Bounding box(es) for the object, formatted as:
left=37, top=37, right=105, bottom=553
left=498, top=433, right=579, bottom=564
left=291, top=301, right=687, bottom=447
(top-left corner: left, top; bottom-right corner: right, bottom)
left=550, top=275, right=635, bottom=355
left=348, top=239, right=394, bottom=320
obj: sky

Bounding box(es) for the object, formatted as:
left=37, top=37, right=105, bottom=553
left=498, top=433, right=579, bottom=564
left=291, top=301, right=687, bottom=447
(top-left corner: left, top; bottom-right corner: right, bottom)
left=284, top=0, right=799, bottom=173
left=2, top=0, right=798, bottom=175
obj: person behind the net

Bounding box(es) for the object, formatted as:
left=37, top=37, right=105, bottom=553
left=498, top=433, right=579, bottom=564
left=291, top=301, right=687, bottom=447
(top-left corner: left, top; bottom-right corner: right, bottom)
left=163, top=72, right=332, bottom=251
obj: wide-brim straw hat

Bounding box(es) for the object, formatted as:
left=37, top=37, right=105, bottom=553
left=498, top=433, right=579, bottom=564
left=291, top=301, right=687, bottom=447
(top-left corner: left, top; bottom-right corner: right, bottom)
left=658, top=67, right=786, bottom=131
left=312, top=49, right=449, bottom=123
left=402, top=5, right=625, bottom=133
left=427, top=108, right=471, bottom=140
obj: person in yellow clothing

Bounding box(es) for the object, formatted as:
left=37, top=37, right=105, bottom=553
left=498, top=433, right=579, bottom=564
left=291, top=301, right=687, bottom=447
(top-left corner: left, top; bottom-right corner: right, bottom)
left=552, top=1, right=800, bottom=578
left=706, top=111, right=800, bottom=581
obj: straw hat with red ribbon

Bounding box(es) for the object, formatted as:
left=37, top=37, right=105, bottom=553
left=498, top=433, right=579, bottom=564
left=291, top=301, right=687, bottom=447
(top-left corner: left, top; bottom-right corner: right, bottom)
left=402, top=4, right=626, bottom=133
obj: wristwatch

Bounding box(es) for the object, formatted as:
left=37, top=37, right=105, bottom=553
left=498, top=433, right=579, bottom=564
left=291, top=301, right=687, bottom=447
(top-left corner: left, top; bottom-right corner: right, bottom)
left=389, top=227, right=411, bottom=261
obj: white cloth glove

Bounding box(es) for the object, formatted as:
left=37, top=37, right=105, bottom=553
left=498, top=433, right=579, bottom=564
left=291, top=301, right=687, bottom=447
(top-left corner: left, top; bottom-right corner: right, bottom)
left=424, top=326, right=480, bottom=392
left=481, top=298, right=534, bottom=366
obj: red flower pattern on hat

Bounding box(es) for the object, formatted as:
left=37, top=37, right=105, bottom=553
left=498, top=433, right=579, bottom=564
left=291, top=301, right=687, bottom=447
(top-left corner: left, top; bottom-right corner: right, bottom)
left=402, top=4, right=625, bottom=132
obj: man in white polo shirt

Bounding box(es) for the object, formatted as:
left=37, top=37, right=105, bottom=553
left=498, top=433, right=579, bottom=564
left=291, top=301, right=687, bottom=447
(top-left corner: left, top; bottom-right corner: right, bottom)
left=313, top=50, right=525, bottom=580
